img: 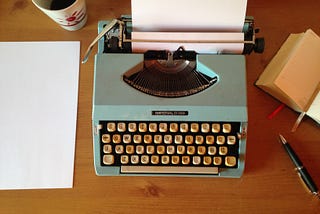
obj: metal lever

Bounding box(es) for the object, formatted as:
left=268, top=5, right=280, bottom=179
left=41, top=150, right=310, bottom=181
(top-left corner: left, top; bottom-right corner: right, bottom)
left=82, top=19, right=120, bottom=64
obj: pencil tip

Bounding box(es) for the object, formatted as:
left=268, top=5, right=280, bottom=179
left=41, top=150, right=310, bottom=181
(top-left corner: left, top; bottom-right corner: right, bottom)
left=279, top=134, right=286, bottom=144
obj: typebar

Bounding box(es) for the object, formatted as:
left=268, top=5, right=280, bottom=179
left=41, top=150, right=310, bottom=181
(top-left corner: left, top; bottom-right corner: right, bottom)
left=121, top=166, right=219, bottom=174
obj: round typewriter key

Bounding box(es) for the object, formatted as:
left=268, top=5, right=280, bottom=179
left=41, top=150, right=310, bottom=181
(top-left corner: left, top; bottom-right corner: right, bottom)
left=157, top=145, right=165, bottom=154
left=190, top=123, right=199, bottom=132
left=161, top=156, right=170, bottom=164
left=203, top=156, right=212, bottom=165
left=180, top=123, right=189, bottom=133
left=103, top=155, right=114, bottom=165
left=164, top=135, right=173, bottom=144
left=117, top=122, right=126, bottom=132
left=141, top=155, right=150, bottom=164
left=225, top=156, right=237, bottom=167
left=201, top=123, right=210, bottom=133
left=172, top=156, right=180, bottom=165
left=121, top=155, right=129, bottom=164
left=227, top=136, right=236, bottom=145
left=192, top=156, right=201, bottom=165
left=149, top=123, right=157, bottom=132
left=146, top=146, right=155, bottom=154
left=139, top=123, right=148, bottom=132
left=154, top=135, right=163, bottom=144
left=159, top=123, right=168, bottom=132
left=112, top=134, right=121, bottom=144
left=187, top=146, right=195, bottom=155
left=167, top=145, right=175, bottom=154
left=128, top=123, right=137, bottom=132
left=213, top=157, right=222, bottom=165
left=219, top=146, right=228, bottom=155
left=197, top=146, right=206, bottom=155
left=126, top=145, right=135, bottom=154
left=195, top=135, right=204, bottom=144
left=115, top=145, right=124, bottom=154
left=151, top=155, right=159, bottom=164
left=217, top=136, right=225, bottom=145
left=182, top=156, right=190, bottom=165
left=223, top=124, right=232, bottom=133
left=212, top=123, right=221, bottom=133
left=206, top=135, right=214, bottom=145
left=136, top=145, right=144, bottom=154
left=103, top=145, right=112, bottom=154
left=131, top=155, right=139, bottom=164
left=107, top=122, right=116, bottom=132
left=177, top=145, right=185, bottom=155
left=123, top=134, right=132, bottom=144
left=170, top=123, right=178, bottom=132
left=174, top=135, right=183, bottom=144
left=144, top=135, right=153, bottom=144
left=185, top=135, right=194, bottom=144
left=102, top=134, right=111, bottom=143
left=208, top=146, right=217, bottom=155
left=133, top=135, right=142, bottom=144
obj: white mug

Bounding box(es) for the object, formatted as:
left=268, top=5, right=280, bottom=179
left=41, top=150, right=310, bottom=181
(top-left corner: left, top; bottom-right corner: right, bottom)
left=32, top=0, right=87, bottom=31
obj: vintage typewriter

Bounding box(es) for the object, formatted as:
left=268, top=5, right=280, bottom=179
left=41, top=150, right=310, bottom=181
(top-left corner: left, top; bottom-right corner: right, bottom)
left=86, top=14, right=264, bottom=177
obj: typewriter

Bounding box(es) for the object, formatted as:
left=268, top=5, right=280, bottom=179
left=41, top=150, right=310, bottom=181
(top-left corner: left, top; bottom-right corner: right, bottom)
left=87, top=14, right=264, bottom=177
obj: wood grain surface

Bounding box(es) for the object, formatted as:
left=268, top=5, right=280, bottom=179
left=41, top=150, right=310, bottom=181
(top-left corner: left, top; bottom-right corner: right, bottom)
left=0, top=0, right=319, bottom=213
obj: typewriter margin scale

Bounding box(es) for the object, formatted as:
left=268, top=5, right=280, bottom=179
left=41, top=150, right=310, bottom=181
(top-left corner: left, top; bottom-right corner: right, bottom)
left=91, top=16, right=264, bottom=178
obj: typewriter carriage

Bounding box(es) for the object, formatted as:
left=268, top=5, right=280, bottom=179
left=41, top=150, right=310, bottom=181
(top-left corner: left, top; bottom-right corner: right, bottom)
left=96, top=16, right=264, bottom=98
left=101, top=16, right=264, bottom=55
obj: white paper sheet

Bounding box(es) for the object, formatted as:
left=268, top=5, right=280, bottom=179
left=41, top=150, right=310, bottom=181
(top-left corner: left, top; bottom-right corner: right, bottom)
left=132, top=0, right=248, bottom=32
left=306, top=89, right=320, bottom=124
left=0, top=42, right=79, bottom=190
left=132, top=32, right=244, bottom=54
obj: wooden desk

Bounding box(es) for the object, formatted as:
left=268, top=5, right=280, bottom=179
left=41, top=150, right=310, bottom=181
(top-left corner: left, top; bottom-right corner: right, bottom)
left=1, top=0, right=319, bottom=213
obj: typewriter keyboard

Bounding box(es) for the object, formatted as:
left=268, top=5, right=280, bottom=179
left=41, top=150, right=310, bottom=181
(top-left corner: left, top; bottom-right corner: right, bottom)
left=99, top=121, right=241, bottom=175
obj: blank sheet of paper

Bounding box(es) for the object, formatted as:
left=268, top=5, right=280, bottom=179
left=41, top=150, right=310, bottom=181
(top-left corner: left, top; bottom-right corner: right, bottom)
left=0, top=42, right=79, bottom=190
left=132, top=0, right=248, bottom=32
left=306, top=90, right=320, bottom=124
left=131, top=0, right=247, bottom=53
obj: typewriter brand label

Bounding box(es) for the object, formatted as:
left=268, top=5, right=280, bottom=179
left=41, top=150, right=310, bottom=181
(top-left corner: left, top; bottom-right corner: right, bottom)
left=152, top=111, right=188, bottom=116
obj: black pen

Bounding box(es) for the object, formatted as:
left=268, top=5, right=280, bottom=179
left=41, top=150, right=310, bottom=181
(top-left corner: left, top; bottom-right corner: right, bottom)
left=279, top=134, right=319, bottom=199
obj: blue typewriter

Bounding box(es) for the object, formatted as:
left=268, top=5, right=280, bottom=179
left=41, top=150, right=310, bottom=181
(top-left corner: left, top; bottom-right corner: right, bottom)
left=86, top=15, right=264, bottom=177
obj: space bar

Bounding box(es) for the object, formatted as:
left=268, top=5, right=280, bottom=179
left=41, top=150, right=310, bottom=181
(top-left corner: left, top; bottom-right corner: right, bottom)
left=121, top=166, right=219, bottom=174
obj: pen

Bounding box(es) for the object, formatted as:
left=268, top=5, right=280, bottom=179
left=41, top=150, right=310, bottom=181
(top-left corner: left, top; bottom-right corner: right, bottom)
left=279, top=134, right=320, bottom=199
